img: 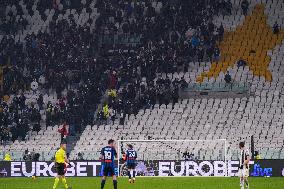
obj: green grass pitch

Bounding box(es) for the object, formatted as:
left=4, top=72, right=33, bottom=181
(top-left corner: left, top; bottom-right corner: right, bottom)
left=1, top=177, right=283, bottom=189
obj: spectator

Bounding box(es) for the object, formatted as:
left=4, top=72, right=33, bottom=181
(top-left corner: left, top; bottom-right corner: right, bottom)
left=77, top=152, right=84, bottom=160
left=109, top=71, right=118, bottom=89
left=225, top=71, right=232, bottom=83
left=237, top=59, right=247, bottom=67
left=218, top=24, right=225, bottom=41
left=172, top=87, right=179, bottom=109
left=225, top=0, right=232, bottom=15
left=182, top=151, right=189, bottom=160
left=58, top=123, right=68, bottom=141
left=103, top=103, right=109, bottom=121
left=273, top=21, right=280, bottom=34
left=23, top=149, right=32, bottom=161
left=38, top=94, right=44, bottom=110
left=255, top=151, right=261, bottom=159
left=96, top=109, right=104, bottom=126
left=30, top=79, right=39, bottom=94
left=0, top=126, right=10, bottom=145
left=110, top=108, right=116, bottom=125
left=119, top=111, right=125, bottom=125
left=241, top=0, right=249, bottom=16
left=180, top=77, right=189, bottom=89
left=213, top=46, right=221, bottom=62
left=4, top=153, right=11, bottom=161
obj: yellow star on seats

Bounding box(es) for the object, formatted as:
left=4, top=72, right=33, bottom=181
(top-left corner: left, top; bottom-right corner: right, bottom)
left=196, top=4, right=284, bottom=83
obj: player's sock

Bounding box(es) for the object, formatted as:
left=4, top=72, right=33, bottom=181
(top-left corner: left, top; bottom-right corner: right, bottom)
left=133, top=171, right=136, bottom=178
left=53, top=177, right=59, bottom=189
left=241, top=180, right=244, bottom=189
left=244, top=180, right=249, bottom=188
left=113, top=180, right=117, bottom=189
left=101, top=180, right=106, bottom=189
left=62, top=178, right=69, bottom=189
left=128, top=171, right=131, bottom=179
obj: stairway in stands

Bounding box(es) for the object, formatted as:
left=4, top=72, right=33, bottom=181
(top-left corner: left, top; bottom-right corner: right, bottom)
left=66, top=134, right=81, bottom=158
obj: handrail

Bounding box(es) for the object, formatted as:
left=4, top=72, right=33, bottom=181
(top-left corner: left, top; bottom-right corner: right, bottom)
left=182, top=82, right=251, bottom=93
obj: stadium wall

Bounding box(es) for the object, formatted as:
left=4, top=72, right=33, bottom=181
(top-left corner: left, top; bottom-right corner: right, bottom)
left=0, top=160, right=283, bottom=177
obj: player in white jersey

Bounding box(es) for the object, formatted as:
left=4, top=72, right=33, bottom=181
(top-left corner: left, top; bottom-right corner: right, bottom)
left=238, top=142, right=251, bottom=189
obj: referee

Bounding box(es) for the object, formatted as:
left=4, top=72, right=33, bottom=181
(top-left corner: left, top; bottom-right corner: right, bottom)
left=53, top=140, right=71, bottom=189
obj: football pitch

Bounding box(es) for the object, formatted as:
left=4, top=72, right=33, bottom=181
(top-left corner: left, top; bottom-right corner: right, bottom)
left=1, top=177, right=283, bottom=189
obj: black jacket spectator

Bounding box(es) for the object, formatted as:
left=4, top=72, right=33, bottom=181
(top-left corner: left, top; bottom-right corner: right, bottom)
left=225, top=72, right=232, bottom=83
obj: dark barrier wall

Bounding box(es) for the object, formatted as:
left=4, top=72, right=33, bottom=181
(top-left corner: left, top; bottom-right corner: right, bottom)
left=0, top=160, right=283, bottom=177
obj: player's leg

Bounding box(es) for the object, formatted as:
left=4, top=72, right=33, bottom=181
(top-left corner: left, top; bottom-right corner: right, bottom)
left=112, top=175, right=117, bottom=189
left=61, top=175, right=69, bottom=189
left=111, top=167, right=117, bottom=189
left=244, top=169, right=249, bottom=189
left=54, top=163, right=65, bottom=189
left=101, top=176, right=107, bottom=189
left=132, top=168, right=136, bottom=183
left=56, top=163, right=69, bottom=189
left=239, top=169, right=244, bottom=189
left=53, top=175, right=60, bottom=189
left=240, top=177, right=244, bottom=189
left=128, top=168, right=132, bottom=183
left=244, top=177, right=249, bottom=189
left=101, top=166, right=109, bottom=189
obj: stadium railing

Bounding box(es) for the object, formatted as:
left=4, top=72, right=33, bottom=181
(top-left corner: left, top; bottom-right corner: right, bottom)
left=182, top=82, right=251, bottom=93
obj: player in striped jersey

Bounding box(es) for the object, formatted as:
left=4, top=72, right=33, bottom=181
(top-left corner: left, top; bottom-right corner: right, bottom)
left=126, top=144, right=137, bottom=183
left=238, top=142, right=251, bottom=189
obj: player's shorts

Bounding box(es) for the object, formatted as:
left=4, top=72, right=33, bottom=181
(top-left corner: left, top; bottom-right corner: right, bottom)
left=238, top=168, right=249, bottom=178
left=127, top=163, right=136, bottom=169
left=56, top=163, right=65, bottom=176
left=102, top=165, right=115, bottom=176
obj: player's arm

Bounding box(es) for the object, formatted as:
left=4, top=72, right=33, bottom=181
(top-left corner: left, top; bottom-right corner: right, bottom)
left=114, top=148, right=118, bottom=159
left=99, top=148, right=104, bottom=160
left=65, top=156, right=69, bottom=164
left=125, top=150, right=128, bottom=160
left=244, top=150, right=251, bottom=165
left=99, top=154, right=103, bottom=160
left=64, top=152, right=70, bottom=164
left=135, top=151, right=137, bottom=159
left=54, top=154, right=57, bottom=167
left=114, top=143, right=118, bottom=158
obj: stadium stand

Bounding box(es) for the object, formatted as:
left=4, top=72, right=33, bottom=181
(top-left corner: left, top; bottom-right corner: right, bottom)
left=71, top=0, right=284, bottom=161
left=0, top=0, right=284, bottom=162
left=0, top=125, right=60, bottom=161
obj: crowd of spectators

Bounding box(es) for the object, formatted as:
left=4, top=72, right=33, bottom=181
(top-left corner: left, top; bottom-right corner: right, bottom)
left=0, top=0, right=234, bottom=141
left=0, top=0, right=28, bottom=35
left=96, top=75, right=188, bottom=125
left=0, top=94, right=41, bottom=144
left=0, top=14, right=107, bottom=137
left=97, top=0, right=226, bottom=63
left=93, top=0, right=229, bottom=124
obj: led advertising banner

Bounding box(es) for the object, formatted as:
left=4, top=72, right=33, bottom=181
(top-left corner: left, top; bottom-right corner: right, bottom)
left=0, top=160, right=283, bottom=177
left=250, top=160, right=284, bottom=177
left=0, top=161, right=104, bottom=177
